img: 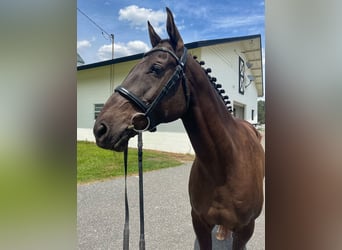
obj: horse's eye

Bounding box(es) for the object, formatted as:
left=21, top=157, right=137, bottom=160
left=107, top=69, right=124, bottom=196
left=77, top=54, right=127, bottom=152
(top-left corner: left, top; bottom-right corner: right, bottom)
left=150, top=64, right=162, bottom=75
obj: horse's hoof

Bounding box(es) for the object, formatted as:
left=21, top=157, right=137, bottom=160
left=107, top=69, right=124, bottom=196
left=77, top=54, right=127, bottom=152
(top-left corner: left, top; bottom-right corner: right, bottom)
left=215, top=225, right=232, bottom=241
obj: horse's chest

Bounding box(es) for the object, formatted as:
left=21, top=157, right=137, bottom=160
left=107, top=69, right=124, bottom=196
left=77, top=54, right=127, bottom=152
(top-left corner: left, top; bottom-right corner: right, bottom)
left=189, top=168, right=230, bottom=214
left=189, top=180, right=238, bottom=226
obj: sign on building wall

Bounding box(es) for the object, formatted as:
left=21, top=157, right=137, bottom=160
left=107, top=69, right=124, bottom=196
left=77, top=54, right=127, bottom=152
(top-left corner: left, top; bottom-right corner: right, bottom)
left=238, top=56, right=245, bottom=95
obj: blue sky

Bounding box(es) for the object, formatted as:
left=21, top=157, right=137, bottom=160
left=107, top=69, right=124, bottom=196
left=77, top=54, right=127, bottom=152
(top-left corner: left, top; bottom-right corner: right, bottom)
left=77, top=0, right=264, bottom=65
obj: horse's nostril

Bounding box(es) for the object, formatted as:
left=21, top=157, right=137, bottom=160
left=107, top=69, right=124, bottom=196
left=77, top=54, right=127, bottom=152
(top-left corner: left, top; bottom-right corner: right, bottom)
left=94, top=123, right=108, bottom=138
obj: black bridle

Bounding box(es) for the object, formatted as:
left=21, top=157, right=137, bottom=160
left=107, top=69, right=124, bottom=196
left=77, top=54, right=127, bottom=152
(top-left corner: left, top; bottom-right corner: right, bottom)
left=117, top=46, right=189, bottom=250
left=115, top=46, right=189, bottom=132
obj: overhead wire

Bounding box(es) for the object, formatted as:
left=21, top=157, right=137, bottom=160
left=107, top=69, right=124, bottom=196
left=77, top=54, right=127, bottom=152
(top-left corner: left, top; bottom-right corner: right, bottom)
left=77, top=7, right=115, bottom=94
left=77, top=7, right=111, bottom=39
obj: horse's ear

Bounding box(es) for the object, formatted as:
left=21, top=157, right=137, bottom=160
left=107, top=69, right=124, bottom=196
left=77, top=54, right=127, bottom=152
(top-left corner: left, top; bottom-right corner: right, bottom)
left=148, top=21, right=161, bottom=47
left=166, top=7, right=184, bottom=53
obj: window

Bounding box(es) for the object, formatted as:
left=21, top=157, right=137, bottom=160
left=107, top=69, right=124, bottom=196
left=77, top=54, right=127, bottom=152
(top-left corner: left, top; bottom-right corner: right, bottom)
left=251, top=109, right=255, bottom=121
left=94, top=103, right=104, bottom=120
left=238, top=56, right=245, bottom=95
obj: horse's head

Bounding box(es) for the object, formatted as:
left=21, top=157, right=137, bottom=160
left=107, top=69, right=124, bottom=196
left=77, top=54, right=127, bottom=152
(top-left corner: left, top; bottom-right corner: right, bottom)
left=93, top=8, right=189, bottom=151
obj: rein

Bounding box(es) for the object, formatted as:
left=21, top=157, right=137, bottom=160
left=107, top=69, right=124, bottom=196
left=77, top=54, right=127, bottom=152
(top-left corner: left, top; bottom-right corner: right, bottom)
left=115, top=46, right=189, bottom=132
left=123, top=132, right=145, bottom=250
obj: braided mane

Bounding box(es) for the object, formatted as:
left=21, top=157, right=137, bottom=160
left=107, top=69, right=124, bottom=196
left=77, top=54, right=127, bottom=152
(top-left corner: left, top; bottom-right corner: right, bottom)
left=193, top=55, right=233, bottom=114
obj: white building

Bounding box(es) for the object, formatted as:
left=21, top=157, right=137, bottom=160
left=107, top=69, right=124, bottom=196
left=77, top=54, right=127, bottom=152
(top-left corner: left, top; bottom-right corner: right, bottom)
left=77, top=35, right=263, bottom=154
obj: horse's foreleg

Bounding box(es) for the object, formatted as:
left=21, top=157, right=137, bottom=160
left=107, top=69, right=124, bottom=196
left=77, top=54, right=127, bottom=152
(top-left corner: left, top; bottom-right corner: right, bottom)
left=232, top=220, right=255, bottom=250
left=191, top=209, right=213, bottom=250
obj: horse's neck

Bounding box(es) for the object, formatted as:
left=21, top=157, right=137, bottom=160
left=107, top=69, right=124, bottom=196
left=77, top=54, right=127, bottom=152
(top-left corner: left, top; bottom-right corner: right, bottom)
left=181, top=58, right=236, bottom=165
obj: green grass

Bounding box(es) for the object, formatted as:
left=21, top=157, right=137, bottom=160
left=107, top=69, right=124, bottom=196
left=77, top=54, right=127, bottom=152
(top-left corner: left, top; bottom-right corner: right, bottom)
left=77, top=141, right=194, bottom=183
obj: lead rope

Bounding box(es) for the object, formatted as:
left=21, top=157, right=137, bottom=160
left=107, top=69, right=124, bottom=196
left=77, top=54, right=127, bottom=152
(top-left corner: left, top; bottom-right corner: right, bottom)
left=123, top=147, right=129, bottom=250
left=137, top=132, right=145, bottom=250
left=122, top=132, right=145, bottom=250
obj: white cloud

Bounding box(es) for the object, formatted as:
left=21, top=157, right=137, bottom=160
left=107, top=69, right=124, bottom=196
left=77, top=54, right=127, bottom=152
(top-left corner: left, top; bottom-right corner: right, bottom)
left=97, top=40, right=150, bottom=60
left=77, top=40, right=91, bottom=49
left=118, top=5, right=166, bottom=34
left=97, top=44, right=112, bottom=61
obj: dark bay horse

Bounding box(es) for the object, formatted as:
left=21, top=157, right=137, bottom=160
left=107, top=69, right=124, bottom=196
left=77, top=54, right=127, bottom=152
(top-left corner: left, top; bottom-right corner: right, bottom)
left=93, top=8, right=264, bottom=250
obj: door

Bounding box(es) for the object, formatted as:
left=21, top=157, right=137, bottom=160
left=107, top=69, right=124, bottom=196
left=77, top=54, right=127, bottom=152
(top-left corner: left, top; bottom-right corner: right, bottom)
left=233, top=103, right=245, bottom=119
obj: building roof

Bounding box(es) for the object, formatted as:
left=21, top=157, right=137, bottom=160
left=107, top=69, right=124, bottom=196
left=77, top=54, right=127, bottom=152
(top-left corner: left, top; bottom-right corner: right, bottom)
left=77, top=34, right=263, bottom=96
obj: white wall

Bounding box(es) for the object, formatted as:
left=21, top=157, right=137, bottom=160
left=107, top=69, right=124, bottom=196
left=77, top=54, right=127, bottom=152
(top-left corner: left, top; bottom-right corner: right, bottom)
left=77, top=60, right=139, bottom=128
left=77, top=42, right=259, bottom=153
left=77, top=59, right=193, bottom=154
left=200, top=43, right=258, bottom=123
left=77, top=66, right=110, bottom=129
left=77, top=127, right=194, bottom=155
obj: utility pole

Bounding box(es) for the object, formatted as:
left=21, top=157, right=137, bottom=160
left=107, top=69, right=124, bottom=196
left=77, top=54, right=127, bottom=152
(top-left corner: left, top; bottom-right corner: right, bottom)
left=111, top=34, right=114, bottom=59
left=110, top=34, right=115, bottom=94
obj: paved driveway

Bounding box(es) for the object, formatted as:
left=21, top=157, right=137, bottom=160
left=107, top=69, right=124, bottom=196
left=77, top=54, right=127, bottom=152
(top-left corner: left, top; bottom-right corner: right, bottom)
left=78, top=130, right=265, bottom=249
left=78, top=164, right=265, bottom=250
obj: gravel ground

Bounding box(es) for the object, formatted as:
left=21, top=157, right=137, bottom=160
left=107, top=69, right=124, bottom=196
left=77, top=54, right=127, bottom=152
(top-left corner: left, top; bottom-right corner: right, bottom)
left=78, top=164, right=265, bottom=250
left=78, top=130, right=265, bottom=249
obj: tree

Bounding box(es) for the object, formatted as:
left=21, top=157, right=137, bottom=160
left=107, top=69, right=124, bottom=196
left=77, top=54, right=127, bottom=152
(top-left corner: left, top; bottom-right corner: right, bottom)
left=258, top=100, right=265, bottom=124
